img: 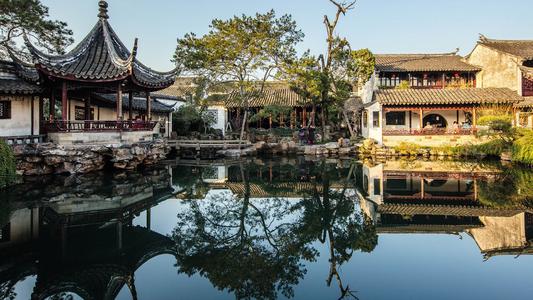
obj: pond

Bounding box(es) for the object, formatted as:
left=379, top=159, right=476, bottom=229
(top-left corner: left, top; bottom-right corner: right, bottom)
left=1, top=157, right=533, bottom=300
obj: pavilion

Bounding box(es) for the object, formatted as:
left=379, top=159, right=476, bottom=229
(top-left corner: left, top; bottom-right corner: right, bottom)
left=2, top=0, right=176, bottom=144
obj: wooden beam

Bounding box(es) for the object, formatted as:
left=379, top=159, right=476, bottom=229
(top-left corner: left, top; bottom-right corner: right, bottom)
left=61, top=81, right=68, bottom=121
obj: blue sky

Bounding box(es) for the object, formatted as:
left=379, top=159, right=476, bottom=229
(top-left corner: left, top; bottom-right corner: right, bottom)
left=42, top=0, right=533, bottom=71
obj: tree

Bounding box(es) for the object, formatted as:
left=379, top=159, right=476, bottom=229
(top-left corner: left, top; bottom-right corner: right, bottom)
left=174, top=11, right=303, bottom=142
left=283, top=1, right=375, bottom=139
left=0, top=0, right=73, bottom=59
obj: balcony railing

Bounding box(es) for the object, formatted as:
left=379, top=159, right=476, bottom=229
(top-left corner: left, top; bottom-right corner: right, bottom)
left=383, top=128, right=477, bottom=136
left=44, top=120, right=158, bottom=133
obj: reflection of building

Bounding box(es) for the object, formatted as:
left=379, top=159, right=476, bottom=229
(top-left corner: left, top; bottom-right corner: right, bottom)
left=0, top=169, right=175, bottom=300
left=358, top=161, right=533, bottom=259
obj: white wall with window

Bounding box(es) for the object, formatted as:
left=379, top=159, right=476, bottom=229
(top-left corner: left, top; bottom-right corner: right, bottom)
left=0, top=96, right=39, bottom=137
left=361, top=102, right=383, bottom=144
left=207, top=105, right=228, bottom=136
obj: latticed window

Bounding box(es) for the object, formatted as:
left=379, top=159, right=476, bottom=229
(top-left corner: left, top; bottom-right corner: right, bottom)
left=0, top=101, right=11, bottom=119
left=386, top=112, right=406, bottom=125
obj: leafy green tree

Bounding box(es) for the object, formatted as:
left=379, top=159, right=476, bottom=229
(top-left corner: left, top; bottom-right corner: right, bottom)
left=172, top=103, right=216, bottom=136
left=173, top=11, right=303, bottom=141
left=0, top=0, right=73, bottom=59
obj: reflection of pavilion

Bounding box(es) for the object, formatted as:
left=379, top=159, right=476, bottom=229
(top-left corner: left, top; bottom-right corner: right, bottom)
left=358, top=161, right=533, bottom=259
left=0, top=168, right=176, bottom=300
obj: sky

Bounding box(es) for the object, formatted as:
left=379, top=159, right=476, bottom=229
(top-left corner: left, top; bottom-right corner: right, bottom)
left=41, top=0, right=533, bottom=71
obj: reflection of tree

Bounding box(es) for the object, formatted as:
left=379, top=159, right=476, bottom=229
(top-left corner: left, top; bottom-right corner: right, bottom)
left=172, top=164, right=310, bottom=299
left=478, top=167, right=533, bottom=208
left=172, top=166, right=213, bottom=199
left=172, top=160, right=378, bottom=299
left=291, top=161, right=377, bottom=299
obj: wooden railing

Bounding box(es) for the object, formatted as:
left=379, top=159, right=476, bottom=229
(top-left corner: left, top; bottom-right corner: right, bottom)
left=169, top=139, right=252, bottom=150
left=383, top=128, right=477, bottom=136
left=43, top=120, right=158, bottom=133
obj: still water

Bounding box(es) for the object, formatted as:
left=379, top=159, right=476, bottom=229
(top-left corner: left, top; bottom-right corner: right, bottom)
left=1, top=157, right=533, bottom=300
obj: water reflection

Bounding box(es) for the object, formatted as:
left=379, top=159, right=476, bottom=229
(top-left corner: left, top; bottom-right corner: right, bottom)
left=0, top=158, right=533, bottom=299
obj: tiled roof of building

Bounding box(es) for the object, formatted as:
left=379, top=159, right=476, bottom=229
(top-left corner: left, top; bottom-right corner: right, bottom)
left=23, top=1, right=176, bottom=90
left=223, top=86, right=306, bottom=108
left=478, top=35, right=533, bottom=60
left=377, top=224, right=484, bottom=234
left=93, top=93, right=174, bottom=113
left=0, top=61, right=43, bottom=95
left=515, top=97, right=533, bottom=108
left=378, top=203, right=526, bottom=217
left=155, top=77, right=197, bottom=99
left=374, top=88, right=523, bottom=106
left=375, top=53, right=480, bottom=72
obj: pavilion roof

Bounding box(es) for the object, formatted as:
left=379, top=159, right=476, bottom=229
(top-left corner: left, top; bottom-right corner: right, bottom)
left=374, top=88, right=523, bottom=106
left=478, top=35, right=533, bottom=60
left=375, top=53, right=480, bottom=73
left=23, top=1, right=176, bottom=90
left=0, top=60, right=42, bottom=95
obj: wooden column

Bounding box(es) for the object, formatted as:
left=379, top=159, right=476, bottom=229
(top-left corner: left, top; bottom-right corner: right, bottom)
left=303, top=107, right=307, bottom=127
left=269, top=114, right=272, bottom=129
left=128, top=91, right=133, bottom=120
left=146, top=92, right=151, bottom=120
left=61, top=81, right=68, bottom=121
left=38, top=96, right=44, bottom=134
left=472, top=107, right=477, bottom=128
left=409, top=111, right=412, bottom=131
left=85, top=93, right=92, bottom=120
left=116, top=83, right=123, bottom=120
left=421, top=176, right=425, bottom=200
left=419, top=108, right=423, bottom=129
left=30, top=96, right=35, bottom=135
left=49, top=90, right=56, bottom=122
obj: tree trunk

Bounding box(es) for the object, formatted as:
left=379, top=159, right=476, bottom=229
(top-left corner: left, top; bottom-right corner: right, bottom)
left=311, top=103, right=317, bottom=127
left=343, top=110, right=355, bottom=138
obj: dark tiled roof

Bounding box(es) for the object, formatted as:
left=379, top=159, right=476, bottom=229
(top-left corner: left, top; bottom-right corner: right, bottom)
left=93, top=93, right=174, bottom=113
left=478, top=36, right=533, bottom=60
left=375, top=54, right=480, bottom=72
left=374, top=88, right=523, bottom=106
left=24, top=2, right=176, bottom=90
left=0, top=61, right=43, bottom=95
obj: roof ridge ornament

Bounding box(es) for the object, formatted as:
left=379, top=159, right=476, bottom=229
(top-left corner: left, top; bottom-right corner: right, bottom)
left=98, top=1, right=109, bottom=20
left=479, top=34, right=489, bottom=43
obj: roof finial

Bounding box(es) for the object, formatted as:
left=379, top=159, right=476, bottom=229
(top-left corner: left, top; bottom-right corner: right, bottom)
left=98, top=1, right=109, bottom=20
left=479, top=34, right=488, bottom=43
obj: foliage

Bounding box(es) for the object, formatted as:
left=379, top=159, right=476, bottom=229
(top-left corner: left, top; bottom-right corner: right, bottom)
left=174, top=10, right=304, bottom=138
left=478, top=166, right=533, bottom=208
left=172, top=104, right=216, bottom=136
left=281, top=1, right=375, bottom=139
left=393, top=142, right=424, bottom=156
left=0, top=0, right=73, bottom=59
left=0, top=140, right=17, bottom=189
left=512, top=130, right=533, bottom=165
left=395, top=80, right=411, bottom=90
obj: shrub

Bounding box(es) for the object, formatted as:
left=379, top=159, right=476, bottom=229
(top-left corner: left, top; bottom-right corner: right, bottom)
left=512, top=130, right=533, bottom=165
left=0, top=140, right=17, bottom=189
left=393, top=142, right=425, bottom=156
